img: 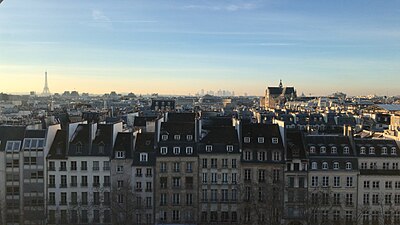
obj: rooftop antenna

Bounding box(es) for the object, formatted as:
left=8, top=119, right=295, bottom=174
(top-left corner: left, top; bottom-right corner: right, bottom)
left=42, top=70, right=50, bottom=96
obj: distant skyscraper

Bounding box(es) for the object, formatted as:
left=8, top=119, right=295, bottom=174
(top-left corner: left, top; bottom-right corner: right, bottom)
left=42, top=71, right=51, bottom=96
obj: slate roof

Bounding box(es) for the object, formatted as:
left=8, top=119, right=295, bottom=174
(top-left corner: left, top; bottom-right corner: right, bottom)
left=135, top=132, right=156, bottom=152
left=286, top=130, right=307, bottom=159
left=112, top=132, right=134, bottom=159
left=198, top=126, right=240, bottom=154
left=167, top=112, right=196, bottom=123
left=354, top=138, right=400, bottom=157
left=47, top=129, right=68, bottom=159
left=305, top=135, right=355, bottom=157
left=134, top=116, right=157, bottom=127
left=241, top=123, right=284, bottom=149
left=0, top=126, right=26, bottom=151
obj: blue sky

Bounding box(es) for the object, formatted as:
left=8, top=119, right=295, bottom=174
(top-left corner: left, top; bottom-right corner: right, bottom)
left=0, top=0, right=399, bottom=96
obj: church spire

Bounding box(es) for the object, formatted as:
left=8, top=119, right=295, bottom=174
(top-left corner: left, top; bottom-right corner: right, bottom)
left=279, top=79, right=283, bottom=88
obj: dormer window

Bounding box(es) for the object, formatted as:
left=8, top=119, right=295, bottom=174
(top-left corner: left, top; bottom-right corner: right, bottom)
left=322, top=162, right=328, bottom=170
left=161, top=135, right=168, bottom=141
left=369, top=147, right=375, bottom=154
left=116, top=151, right=125, bottom=159
left=311, top=162, right=317, bottom=170
left=173, top=147, right=180, bottom=155
left=6, top=141, right=21, bottom=152
left=206, top=145, right=212, bottom=152
left=381, top=147, right=388, bottom=155
left=333, top=162, right=339, bottom=170
left=331, top=146, right=337, bottom=154
left=186, top=135, right=193, bottom=141
left=186, top=147, right=193, bottom=155
left=272, top=151, right=281, bottom=161
left=346, top=162, right=352, bottom=170
left=272, top=138, right=279, bottom=144
left=174, top=135, right=180, bottom=140
left=160, top=147, right=168, bottom=155
left=360, top=147, right=366, bottom=154
left=76, top=142, right=82, bottom=154
left=244, top=137, right=250, bottom=143
left=391, top=147, right=397, bottom=155
left=258, top=137, right=265, bottom=143
left=343, top=146, right=350, bottom=154
left=140, top=153, right=148, bottom=162
left=226, top=145, right=233, bottom=152
left=320, top=146, right=326, bottom=154
left=244, top=151, right=251, bottom=161
left=98, top=143, right=105, bottom=154
left=310, top=146, right=316, bottom=154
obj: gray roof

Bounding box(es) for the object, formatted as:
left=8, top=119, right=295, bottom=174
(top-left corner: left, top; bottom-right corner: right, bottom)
left=376, top=104, right=400, bottom=112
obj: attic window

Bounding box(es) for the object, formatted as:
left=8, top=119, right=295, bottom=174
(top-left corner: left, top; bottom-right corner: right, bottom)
left=320, top=146, right=326, bottom=154
left=160, top=147, right=168, bottom=155
left=360, top=147, right=366, bottom=154
left=140, top=153, right=148, bottom=162
left=206, top=145, right=212, bottom=152
left=174, top=135, right=180, bottom=141
left=98, top=143, right=105, bottom=154
left=161, top=135, right=168, bottom=141
left=343, top=146, right=350, bottom=154
left=244, top=137, right=250, bottom=143
left=186, top=147, right=193, bottom=155
left=226, top=145, right=233, bottom=152
left=258, top=137, right=265, bottom=143
left=331, top=146, right=337, bottom=154
left=6, top=141, right=21, bottom=152
left=391, top=147, right=397, bottom=155
left=76, top=142, right=82, bottom=154
left=173, top=147, right=180, bottom=155
left=187, top=135, right=193, bottom=141
left=381, top=147, right=388, bottom=155
left=369, top=147, right=375, bottom=155
left=309, top=146, right=316, bottom=154
left=272, top=138, right=279, bottom=144
left=116, top=151, right=125, bottom=159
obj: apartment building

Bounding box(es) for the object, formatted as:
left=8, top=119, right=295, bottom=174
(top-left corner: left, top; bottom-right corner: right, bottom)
left=240, top=123, right=286, bottom=225
left=155, top=116, right=198, bottom=225
left=132, top=132, right=156, bottom=225
left=284, top=130, right=308, bottom=225
left=198, top=126, right=241, bottom=225
left=46, top=122, right=121, bottom=225
left=355, top=138, right=400, bottom=225
left=306, top=134, right=358, bottom=225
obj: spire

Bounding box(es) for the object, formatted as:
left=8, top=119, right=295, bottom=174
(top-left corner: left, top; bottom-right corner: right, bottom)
left=279, top=79, right=283, bottom=88
left=42, top=70, right=51, bottom=96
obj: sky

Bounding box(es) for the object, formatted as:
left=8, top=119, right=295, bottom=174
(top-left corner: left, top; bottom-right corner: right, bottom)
left=0, top=0, right=399, bottom=96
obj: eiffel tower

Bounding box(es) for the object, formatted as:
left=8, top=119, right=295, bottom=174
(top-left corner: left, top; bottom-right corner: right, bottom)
left=42, top=71, right=51, bottom=96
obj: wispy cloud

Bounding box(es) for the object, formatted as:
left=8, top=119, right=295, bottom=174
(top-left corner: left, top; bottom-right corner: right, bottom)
left=182, top=3, right=256, bottom=12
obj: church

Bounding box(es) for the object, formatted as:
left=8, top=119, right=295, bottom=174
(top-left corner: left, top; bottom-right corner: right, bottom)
left=264, top=80, right=296, bottom=109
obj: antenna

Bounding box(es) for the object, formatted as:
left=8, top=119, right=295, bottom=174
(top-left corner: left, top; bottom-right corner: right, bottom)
left=42, top=70, right=51, bottom=96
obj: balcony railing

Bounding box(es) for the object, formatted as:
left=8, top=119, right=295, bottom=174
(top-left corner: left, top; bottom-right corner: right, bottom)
left=103, top=182, right=111, bottom=187
left=81, top=183, right=88, bottom=187
left=103, top=166, right=110, bottom=171
left=70, top=182, right=78, bottom=187
left=60, top=183, right=67, bottom=188
left=59, top=167, right=67, bottom=171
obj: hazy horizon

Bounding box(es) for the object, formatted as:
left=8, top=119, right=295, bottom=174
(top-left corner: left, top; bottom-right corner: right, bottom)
left=1, top=1, right=399, bottom=96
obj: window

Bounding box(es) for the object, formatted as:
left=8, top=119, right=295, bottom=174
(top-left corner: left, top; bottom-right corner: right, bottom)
left=372, top=194, right=379, bottom=205
left=244, top=137, right=250, bottom=143
left=364, top=181, right=370, bottom=189
left=173, top=162, right=180, bottom=172
left=160, top=147, right=168, bottom=155
left=360, top=147, right=366, bottom=154
left=186, top=162, right=193, bottom=172
left=311, top=176, right=318, bottom=187
left=258, top=151, right=267, bottom=161
left=258, top=137, right=264, bottom=143
left=98, top=143, right=104, bottom=154
left=310, top=146, right=316, bottom=153
left=186, top=147, right=193, bottom=155
left=6, top=141, right=21, bottom=152
left=117, top=165, right=124, bottom=173
left=232, top=159, right=237, bottom=168
left=382, top=147, right=388, bottom=155
left=320, top=146, right=326, bottom=153
left=226, top=145, right=233, bottom=152
left=222, top=159, right=228, bottom=168
left=244, top=151, right=251, bottom=160
left=361, top=162, right=367, bottom=169
left=346, top=162, right=352, bottom=170
left=322, top=176, right=329, bottom=187
left=322, top=162, right=328, bottom=170
left=140, top=153, right=148, bottom=162
left=174, top=135, right=180, bottom=140
left=93, top=161, right=99, bottom=171
left=391, top=147, right=397, bottom=155
left=272, top=137, right=279, bottom=144
left=369, top=147, right=375, bottom=154
left=186, top=135, right=193, bottom=141
left=244, top=169, right=251, bottom=181
left=161, top=135, right=168, bottom=141
left=346, top=176, right=353, bottom=187
left=76, top=142, right=82, bottom=154
left=272, top=151, right=281, bottom=161
left=173, top=147, right=180, bottom=155
left=211, top=158, right=217, bottom=168
left=206, top=145, right=212, bottom=152
left=81, top=161, right=87, bottom=170
left=383, top=162, right=390, bottom=170
left=334, top=176, right=340, bottom=187
left=343, top=146, right=350, bottom=154
left=331, top=146, right=337, bottom=154
left=346, top=193, right=353, bottom=206
left=372, top=181, right=380, bottom=189
left=311, top=162, right=317, bottom=170
left=232, top=172, right=237, bottom=184
left=363, top=193, right=369, bottom=205
left=116, top=151, right=125, bottom=158
left=333, top=162, right=339, bottom=170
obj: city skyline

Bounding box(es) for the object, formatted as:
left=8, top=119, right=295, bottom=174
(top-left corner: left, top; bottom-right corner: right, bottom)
left=1, top=0, right=399, bottom=96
